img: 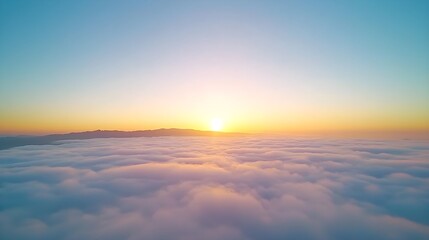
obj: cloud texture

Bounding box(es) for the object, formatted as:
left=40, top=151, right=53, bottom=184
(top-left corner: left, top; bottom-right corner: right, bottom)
left=1, top=136, right=429, bottom=240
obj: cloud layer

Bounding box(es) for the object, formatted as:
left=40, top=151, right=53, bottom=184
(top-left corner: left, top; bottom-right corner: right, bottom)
left=1, top=136, right=429, bottom=240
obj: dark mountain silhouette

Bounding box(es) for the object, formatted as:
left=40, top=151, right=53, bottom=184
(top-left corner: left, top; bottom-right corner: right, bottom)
left=0, top=129, right=245, bottom=150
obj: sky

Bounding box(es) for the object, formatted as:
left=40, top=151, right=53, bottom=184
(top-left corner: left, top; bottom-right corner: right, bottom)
left=1, top=0, right=428, bottom=134
left=1, top=136, right=429, bottom=239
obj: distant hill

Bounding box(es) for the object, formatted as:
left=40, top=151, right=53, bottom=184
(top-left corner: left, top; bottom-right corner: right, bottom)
left=0, top=129, right=245, bottom=150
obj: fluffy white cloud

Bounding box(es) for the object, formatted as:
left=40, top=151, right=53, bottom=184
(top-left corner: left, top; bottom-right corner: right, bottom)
left=1, top=136, right=429, bottom=239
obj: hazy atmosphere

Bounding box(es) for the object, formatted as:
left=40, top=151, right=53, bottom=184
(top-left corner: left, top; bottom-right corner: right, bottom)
left=1, top=0, right=428, bottom=134
left=1, top=1, right=428, bottom=240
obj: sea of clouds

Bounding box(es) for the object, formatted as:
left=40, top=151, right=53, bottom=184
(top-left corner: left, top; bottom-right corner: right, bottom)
left=1, top=136, right=429, bottom=240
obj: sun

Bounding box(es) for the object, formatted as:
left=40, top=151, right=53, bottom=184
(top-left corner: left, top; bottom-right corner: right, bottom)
left=211, top=118, right=224, bottom=131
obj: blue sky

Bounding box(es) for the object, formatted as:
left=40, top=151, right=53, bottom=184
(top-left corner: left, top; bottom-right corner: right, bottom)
left=1, top=0, right=428, bottom=133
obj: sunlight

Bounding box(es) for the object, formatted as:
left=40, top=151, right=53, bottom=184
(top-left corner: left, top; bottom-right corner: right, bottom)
left=211, top=118, right=223, bottom=131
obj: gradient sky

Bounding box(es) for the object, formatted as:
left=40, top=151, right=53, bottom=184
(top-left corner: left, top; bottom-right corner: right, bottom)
left=1, top=0, right=428, bottom=134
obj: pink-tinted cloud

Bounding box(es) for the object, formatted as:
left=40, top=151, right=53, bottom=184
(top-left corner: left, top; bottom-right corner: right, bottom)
left=1, top=136, right=429, bottom=239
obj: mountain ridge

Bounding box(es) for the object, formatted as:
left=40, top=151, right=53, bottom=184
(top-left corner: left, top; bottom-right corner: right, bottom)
left=0, top=128, right=246, bottom=150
